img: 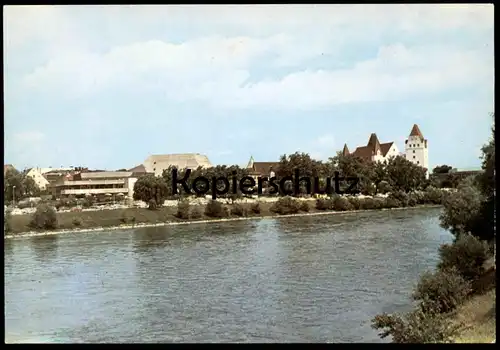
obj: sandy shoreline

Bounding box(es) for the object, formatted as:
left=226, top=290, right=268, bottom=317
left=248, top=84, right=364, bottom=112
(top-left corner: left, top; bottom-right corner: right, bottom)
left=4, top=205, right=442, bottom=240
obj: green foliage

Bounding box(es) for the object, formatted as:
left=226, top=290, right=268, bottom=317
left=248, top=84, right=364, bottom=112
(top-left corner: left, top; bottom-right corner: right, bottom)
left=4, top=209, right=12, bottom=234
left=250, top=202, right=261, bottom=214
left=371, top=308, right=460, bottom=343
left=433, top=165, right=453, bottom=174
left=423, top=187, right=444, bottom=204
left=133, top=174, right=169, bottom=209
left=72, top=217, right=83, bottom=227
left=176, top=199, right=191, bottom=220
left=205, top=200, right=228, bottom=218
left=331, top=195, right=354, bottom=211
left=231, top=203, right=248, bottom=217
left=191, top=207, right=202, bottom=219
left=439, top=184, right=483, bottom=238
left=412, top=267, right=471, bottom=314
left=385, top=156, right=427, bottom=193
left=315, top=198, right=332, bottom=211
left=3, top=168, right=42, bottom=203
left=30, top=204, right=57, bottom=230
left=299, top=201, right=310, bottom=212
left=437, top=234, right=491, bottom=282
left=270, top=196, right=301, bottom=215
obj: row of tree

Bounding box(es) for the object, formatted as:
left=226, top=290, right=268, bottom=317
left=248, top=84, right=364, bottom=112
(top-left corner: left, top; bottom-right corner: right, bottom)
left=133, top=152, right=432, bottom=208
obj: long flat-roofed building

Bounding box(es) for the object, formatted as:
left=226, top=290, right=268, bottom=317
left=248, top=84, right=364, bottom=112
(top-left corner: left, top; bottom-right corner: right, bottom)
left=51, top=171, right=147, bottom=201
left=143, top=153, right=212, bottom=177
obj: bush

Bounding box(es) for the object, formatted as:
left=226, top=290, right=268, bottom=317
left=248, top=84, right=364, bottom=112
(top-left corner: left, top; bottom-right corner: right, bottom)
left=378, top=181, right=392, bottom=194
left=412, top=267, right=471, bottom=314
left=82, top=197, right=94, bottom=208
left=423, top=187, right=444, bottom=205
left=250, top=202, right=261, bottom=214
left=30, top=204, right=57, bottom=230
left=148, top=198, right=158, bottom=210
left=348, top=197, right=361, bottom=210
left=191, top=207, right=202, bottom=219
left=439, top=185, right=483, bottom=237
left=205, top=200, right=228, bottom=218
left=299, top=201, right=310, bottom=212
left=231, top=203, right=248, bottom=217
left=270, top=196, right=301, bottom=215
left=389, top=191, right=409, bottom=207
left=120, top=212, right=136, bottom=224
left=437, top=234, right=491, bottom=282
left=371, top=308, right=460, bottom=343
left=331, top=195, right=354, bottom=211
left=176, top=199, right=191, bottom=220
left=4, top=209, right=12, bottom=234
left=72, top=217, right=83, bottom=227
left=383, top=197, right=401, bottom=209
left=17, top=201, right=33, bottom=209
left=407, top=192, right=418, bottom=207
left=316, top=198, right=333, bottom=211
left=359, top=197, right=377, bottom=210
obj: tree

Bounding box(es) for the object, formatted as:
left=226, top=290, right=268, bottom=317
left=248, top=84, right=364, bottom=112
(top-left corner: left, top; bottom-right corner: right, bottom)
left=370, top=161, right=388, bottom=194
left=385, top=156, right=427, bottom=192
left=3, top=168, right=41, bottom=203
left=432, top=165, right=453, bottom=174
left=133, top=174, right=169, bottom=209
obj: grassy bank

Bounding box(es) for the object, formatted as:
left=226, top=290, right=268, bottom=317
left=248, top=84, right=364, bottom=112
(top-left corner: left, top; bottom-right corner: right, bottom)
left=5, top=196, right=443, bottom=236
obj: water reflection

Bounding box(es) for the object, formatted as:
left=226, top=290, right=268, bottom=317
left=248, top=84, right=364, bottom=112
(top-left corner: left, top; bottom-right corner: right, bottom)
left=29, top=235, right=59, bottom=262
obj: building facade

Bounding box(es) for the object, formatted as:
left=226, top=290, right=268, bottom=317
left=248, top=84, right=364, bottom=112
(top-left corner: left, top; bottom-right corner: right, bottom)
left=342, top=133, right=400, bottom=163
left=404, top=124, right=429, bottom=178
left=142, top=153, right=212, bottom=177
left=246, top=156, right=280, bottom=182
left=25, top=168, right=51, bottom=190
left=51, top=171, right=141, bottom=202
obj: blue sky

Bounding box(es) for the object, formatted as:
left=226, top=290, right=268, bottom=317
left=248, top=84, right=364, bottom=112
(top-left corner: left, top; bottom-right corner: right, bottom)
left=4, top=5, right=494, bottom=171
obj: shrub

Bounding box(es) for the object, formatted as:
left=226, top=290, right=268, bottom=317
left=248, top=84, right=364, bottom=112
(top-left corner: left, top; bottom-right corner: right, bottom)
left=439, top=185, right=483, bottom=238
left=30, top=204, right=57, bottom=230
left=299, top=201, right=310, bottom=212
left=383, top=197, right=401, bottom=209
left=378, top=181, right=392, bottom=194
left=176, top=199, right=191, bottom=220
left=423, top=187, right=444, bottom=205
left=17, top=201, right=33, bottom=209
left=412, top=267, right=471, bottom=314
left=72, top=217, right=83, bottom=227
left=270, top=196, right=301, bottom=215
left=389, top=191, right=409, bottom=207
left=250, top=202, right=261, bottom=214
left=205, top=200, right=228, bottom=218
left=371, top=308, right=460, bottom=343
left=348, top=197, right=361, bottom=210
left=316, top=198, right=332, bottom=211
left=148, top=199, right=158, bottom=210
left=407, top=192, right=418, bottom=207
left=437, top=234, right=491, bottom=282
left=231, top=203, right=248, bottom=217
left=82, top=197, right=94, bottom=208
left=4, top=209, right=12, bottom=234
left=191, top=207, right=202, bottom=219
left=359, top=197, right=377, bottom=210
left=331, top=195, right=354, bottom=211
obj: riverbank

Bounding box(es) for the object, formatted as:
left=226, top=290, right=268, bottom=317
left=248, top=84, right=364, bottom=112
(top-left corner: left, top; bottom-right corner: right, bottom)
left=4, top=202, right=443, bottom=239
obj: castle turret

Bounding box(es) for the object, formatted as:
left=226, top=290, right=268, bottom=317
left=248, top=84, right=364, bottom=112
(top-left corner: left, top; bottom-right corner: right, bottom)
left=405, top=124, right=429, bottom=178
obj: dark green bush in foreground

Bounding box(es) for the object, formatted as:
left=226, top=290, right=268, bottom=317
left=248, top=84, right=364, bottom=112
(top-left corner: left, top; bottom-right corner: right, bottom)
left=30, top=204, right=57, bottom=230
left=412, top=267, right=471, bottom=314
left=270, top=196, right=302, bottom=215
left=205, top=200, right=229, bottom=218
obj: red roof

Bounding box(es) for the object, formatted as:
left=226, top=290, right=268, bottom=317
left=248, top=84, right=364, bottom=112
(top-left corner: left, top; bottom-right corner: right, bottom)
left=249, top=162, right=280, bottom=175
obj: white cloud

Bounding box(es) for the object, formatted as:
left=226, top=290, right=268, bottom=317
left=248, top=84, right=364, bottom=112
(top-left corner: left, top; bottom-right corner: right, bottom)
left=6, top=4, right=494, bottom=110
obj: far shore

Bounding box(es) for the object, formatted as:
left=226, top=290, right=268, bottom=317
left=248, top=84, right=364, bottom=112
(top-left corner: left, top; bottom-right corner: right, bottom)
left=4, top=204, right=443, bottom=240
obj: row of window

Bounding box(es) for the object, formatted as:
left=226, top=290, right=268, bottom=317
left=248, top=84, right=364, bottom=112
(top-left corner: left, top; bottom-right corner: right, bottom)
left=408, top=143, right=420, bottom=147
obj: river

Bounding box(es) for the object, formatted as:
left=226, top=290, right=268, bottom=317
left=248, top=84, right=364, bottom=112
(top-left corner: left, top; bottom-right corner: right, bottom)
left=5, top=207, right=452, bottom=343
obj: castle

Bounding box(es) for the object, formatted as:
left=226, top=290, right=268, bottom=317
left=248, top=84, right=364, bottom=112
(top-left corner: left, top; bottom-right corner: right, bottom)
left=341, top=124, right=429, bottom=178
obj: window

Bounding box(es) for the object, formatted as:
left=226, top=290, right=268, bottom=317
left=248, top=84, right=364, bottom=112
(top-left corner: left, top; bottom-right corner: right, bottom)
left=417, top=144, right=420, bottom=147
left=413, top=156, right=416, bottom=159
left=153, top=168, right=156, bottom=172
left=417, top=161, right=420, bottom=164
left=154, top=161, right=157, bottom=165
left=413, top=150, right=415, bottom=153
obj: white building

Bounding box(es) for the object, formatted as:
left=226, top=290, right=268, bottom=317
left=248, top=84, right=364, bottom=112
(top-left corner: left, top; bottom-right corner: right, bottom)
left=405, top=124, right=429, bottom=178
left=51, top=171, right=141, bottom=203
left=25, top=168, right=50, bottom=190
left=342, top=133, right=400, bottom=163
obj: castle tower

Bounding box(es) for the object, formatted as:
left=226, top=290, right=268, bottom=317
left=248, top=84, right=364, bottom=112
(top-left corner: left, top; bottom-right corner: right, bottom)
left=342, top=144, right=350, bottom=157
left=405, top=124, right=429, bottom=178
left=367, top=133, right=383, bottom=162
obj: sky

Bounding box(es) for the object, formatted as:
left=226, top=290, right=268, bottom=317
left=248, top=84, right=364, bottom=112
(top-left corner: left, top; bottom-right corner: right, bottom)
left=4, top=4, right=495, bottom=171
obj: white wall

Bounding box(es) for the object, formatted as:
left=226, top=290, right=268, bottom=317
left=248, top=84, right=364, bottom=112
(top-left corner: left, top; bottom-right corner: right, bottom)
left=26, top=168, right=50, bottom=190
left=405, top=136, right=429, bottom=178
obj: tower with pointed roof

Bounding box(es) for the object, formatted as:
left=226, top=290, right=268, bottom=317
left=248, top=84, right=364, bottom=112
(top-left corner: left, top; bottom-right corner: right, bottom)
left=405, top=124, right=429, bottom=178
